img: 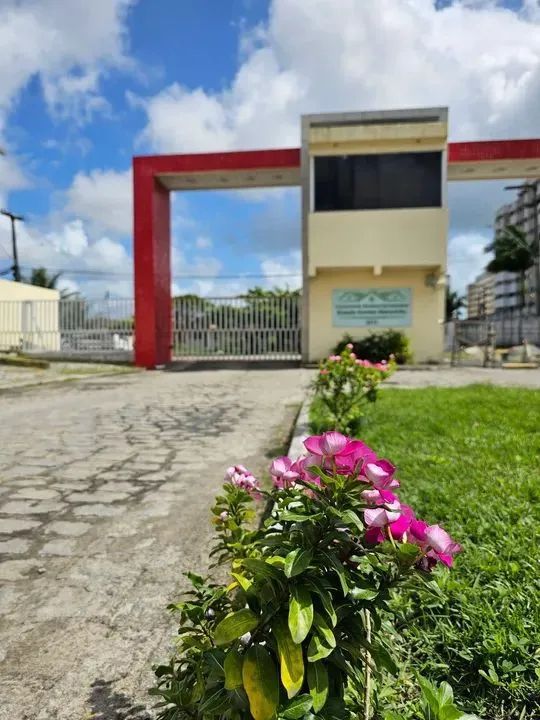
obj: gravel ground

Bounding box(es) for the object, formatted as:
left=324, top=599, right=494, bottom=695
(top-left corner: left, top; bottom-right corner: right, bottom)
left=0, top=368, right=310, bottom=720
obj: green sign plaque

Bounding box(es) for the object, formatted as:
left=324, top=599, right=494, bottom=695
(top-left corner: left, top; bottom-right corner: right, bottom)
left=332, top=288, right=412, bottom=328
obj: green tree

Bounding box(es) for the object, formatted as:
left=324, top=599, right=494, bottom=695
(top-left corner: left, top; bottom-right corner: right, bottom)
left=485, top=225, right=537, bottom=344
left=27, top=267, right=79, bottom=300
left=27, top=267, right=62, bottom=289
left=445, top=286, right=466, bottom=320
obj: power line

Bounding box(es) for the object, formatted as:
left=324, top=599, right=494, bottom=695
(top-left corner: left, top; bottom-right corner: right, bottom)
left=0, top=209, right=24, bottom=282
left=15, top=265, right=301, bottom=280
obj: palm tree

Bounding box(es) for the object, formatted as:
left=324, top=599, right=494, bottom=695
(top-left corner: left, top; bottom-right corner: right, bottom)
left=445, top=286, right=466, bottom=320
left=27, top=267, right=79, bottom=300
left=485, top=225, right=537, bottom=347
left=28, top=267, right=63, bottom=289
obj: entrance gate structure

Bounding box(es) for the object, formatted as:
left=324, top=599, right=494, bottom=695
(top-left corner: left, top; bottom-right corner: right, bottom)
left=133, top=118, right=540, bottom=368
left=172, top=294, right=301, bottom=361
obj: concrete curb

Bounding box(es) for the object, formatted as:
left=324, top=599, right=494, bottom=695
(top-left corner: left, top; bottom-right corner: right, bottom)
left=287, top=394, right=312, bottom=458
left=0, top=368, right=141, bottom=395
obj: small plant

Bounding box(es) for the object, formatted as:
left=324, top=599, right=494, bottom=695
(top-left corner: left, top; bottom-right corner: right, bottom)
left=311, top=344, right=396, bottom=435
left=151, top=431, right=465, bottom=720
left=334, top=332, right=412, bottom=366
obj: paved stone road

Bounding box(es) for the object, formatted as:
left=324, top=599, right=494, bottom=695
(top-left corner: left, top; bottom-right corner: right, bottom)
left=0, top=368, right=310, bottom=720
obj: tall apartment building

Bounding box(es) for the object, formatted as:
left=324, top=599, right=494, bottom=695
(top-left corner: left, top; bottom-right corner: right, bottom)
left=492, top=179, right=540, bottom=313
left=467, top=271, right=496, bottom=318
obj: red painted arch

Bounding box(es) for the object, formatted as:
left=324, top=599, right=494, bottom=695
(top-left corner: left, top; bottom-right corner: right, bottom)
left=133, top=140, right=540, bottom=368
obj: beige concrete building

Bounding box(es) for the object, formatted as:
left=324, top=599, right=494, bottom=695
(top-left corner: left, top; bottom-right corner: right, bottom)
left=0, top=279, right=60, bottom=352
left=466, top=272, right=496, bottom=318
left=302, top=109, right=448, bottom=362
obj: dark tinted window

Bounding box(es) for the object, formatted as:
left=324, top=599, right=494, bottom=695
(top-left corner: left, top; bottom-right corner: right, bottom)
left=314, top=152, right=442, bottom=211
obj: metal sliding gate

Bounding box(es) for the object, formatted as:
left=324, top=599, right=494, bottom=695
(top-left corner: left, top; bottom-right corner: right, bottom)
left=172, top=295, right=301, bottom=361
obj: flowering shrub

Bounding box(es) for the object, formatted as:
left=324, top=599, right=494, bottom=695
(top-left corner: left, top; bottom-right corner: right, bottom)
left=151, top=431, right=468, bottom=720
left=312, top=344, right=396, bottom=435
left=334, top=331, right=412, bottom=366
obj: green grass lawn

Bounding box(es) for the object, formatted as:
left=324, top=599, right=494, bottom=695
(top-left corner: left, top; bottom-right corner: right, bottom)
left=312, top=385, right=540, bottom=719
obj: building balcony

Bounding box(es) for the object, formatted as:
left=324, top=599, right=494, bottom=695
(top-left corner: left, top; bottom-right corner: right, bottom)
left=307, top=207, right=447, bottom=276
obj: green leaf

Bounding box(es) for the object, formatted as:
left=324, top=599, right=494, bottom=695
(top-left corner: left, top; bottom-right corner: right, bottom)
left=243, top=558, right=284, bottom=581
left=349, top=583, right=378, bottom=601
left=288, top=586, right=314, bottom=644
left=284, top=548, right=313, bottom=578
left=339, top=509, right=364, bottom=532
left=281, top=694, right=314, bottom=719
left=273, top=616, right=304, bottom=699
left=307, top=662, right=329, bottom=712
left=307, top=633, right=334, bottom=662
left=397, top=542, right=422, bottom=566
left=232, top=573, right=253, bottom=592
left=418, top=676, right=440, bottom=714
left=199, top=686, right=229, bottom=714
left=224, top=647, right=244, bottom=690
left=369, top=643, right=398, bottom=676
left=440, top=707, right=465, bottom=720
left=313, top=613, right=336, bottom=649
left=308, top=582, right=337, bottom=627
left=214, top=609, right=259, bottom=646
left=242, top=645, right=280, bottom=720
left=280, top=510, right=318, bottom=523
left=438, top=681, right=454, bottom=707
left=321, top=551, right=349, bottom=595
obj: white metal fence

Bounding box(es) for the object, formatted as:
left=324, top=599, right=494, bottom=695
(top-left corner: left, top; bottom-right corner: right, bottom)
left=492, top=309, right=540, bottom=347
left=172, top=295, right=301, bottom=361
left=0, top=298, right=134, bottom=359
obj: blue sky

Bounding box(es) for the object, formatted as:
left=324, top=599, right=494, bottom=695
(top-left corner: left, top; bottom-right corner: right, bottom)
left=0, top=0, right=538, bottom=298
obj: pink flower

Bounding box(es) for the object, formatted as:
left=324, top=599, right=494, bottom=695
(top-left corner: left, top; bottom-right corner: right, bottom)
left=320, top=369, right=328, bottom=375
left=365, top=526, right=385, bottom=544
left=424, top=525, right=462, bottom=566
left=363, top=460, right=399, bottom=490
left=361, top=488, right=398, bottom=505
left=304, top=432, right=353, bottom=458
left=225, top=465, right=260, bottom=495
left=219, top=511, right=229, bottom=522
left=387, top=504, right=415, bottom=539
left=350, top=352, right=356, bottom=359
left=364, top=500, right=401, bottom=527
left=225, top=464, right=249, bottom=479
left=295, top=454, right=323, bottom=485
left=270, top=456, right=301, bottom=489
left=410, top=519, right=429, bottom=543
left=355, top=359, right=363, bottom=365
left=346, top=343, right=353, bottom=350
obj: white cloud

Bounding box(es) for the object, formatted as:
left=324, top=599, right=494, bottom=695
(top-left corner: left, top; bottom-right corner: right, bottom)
left=138, top=0, right=540, bottom=155
left=195, top=235, right=213, bottom=250
left=448, top=232, right=490, bottom=294
left=171, top=243, right=223, bottom=297
left=135, top=0, right=540, bottom=294
left=0, top=0, right=134, bottom=125
left=0, top=217, right=133, bottom=298
left=0, top=0, right=135, bottom=201
left=66, top=168, right=132, bottom=236
left=260, top=249, right=302, bottom=289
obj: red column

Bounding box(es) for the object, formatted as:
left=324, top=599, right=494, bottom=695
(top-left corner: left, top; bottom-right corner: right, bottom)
left=133, top=158, right=172, bottom=368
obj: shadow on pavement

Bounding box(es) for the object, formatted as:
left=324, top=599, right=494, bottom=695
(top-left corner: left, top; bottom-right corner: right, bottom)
left=89, top=679, right=152, bottom=720
left=164, top=360, right=301, bottom=372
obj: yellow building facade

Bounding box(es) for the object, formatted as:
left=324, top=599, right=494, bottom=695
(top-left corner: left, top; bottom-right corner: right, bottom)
left=301, top=108, right=448, bottom=363
left=0, top=279, right=60, bottom=352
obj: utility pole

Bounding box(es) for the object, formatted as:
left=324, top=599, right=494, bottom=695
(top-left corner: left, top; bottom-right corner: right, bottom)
left=504, top=181, right=540, bottom=316
left=0, top=209, right=24, bottom=282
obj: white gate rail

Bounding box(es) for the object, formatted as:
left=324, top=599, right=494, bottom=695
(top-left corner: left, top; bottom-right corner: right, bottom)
left=0, top=298, right=134, bottom=358
left=173, top=295, right=301, bottom=361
